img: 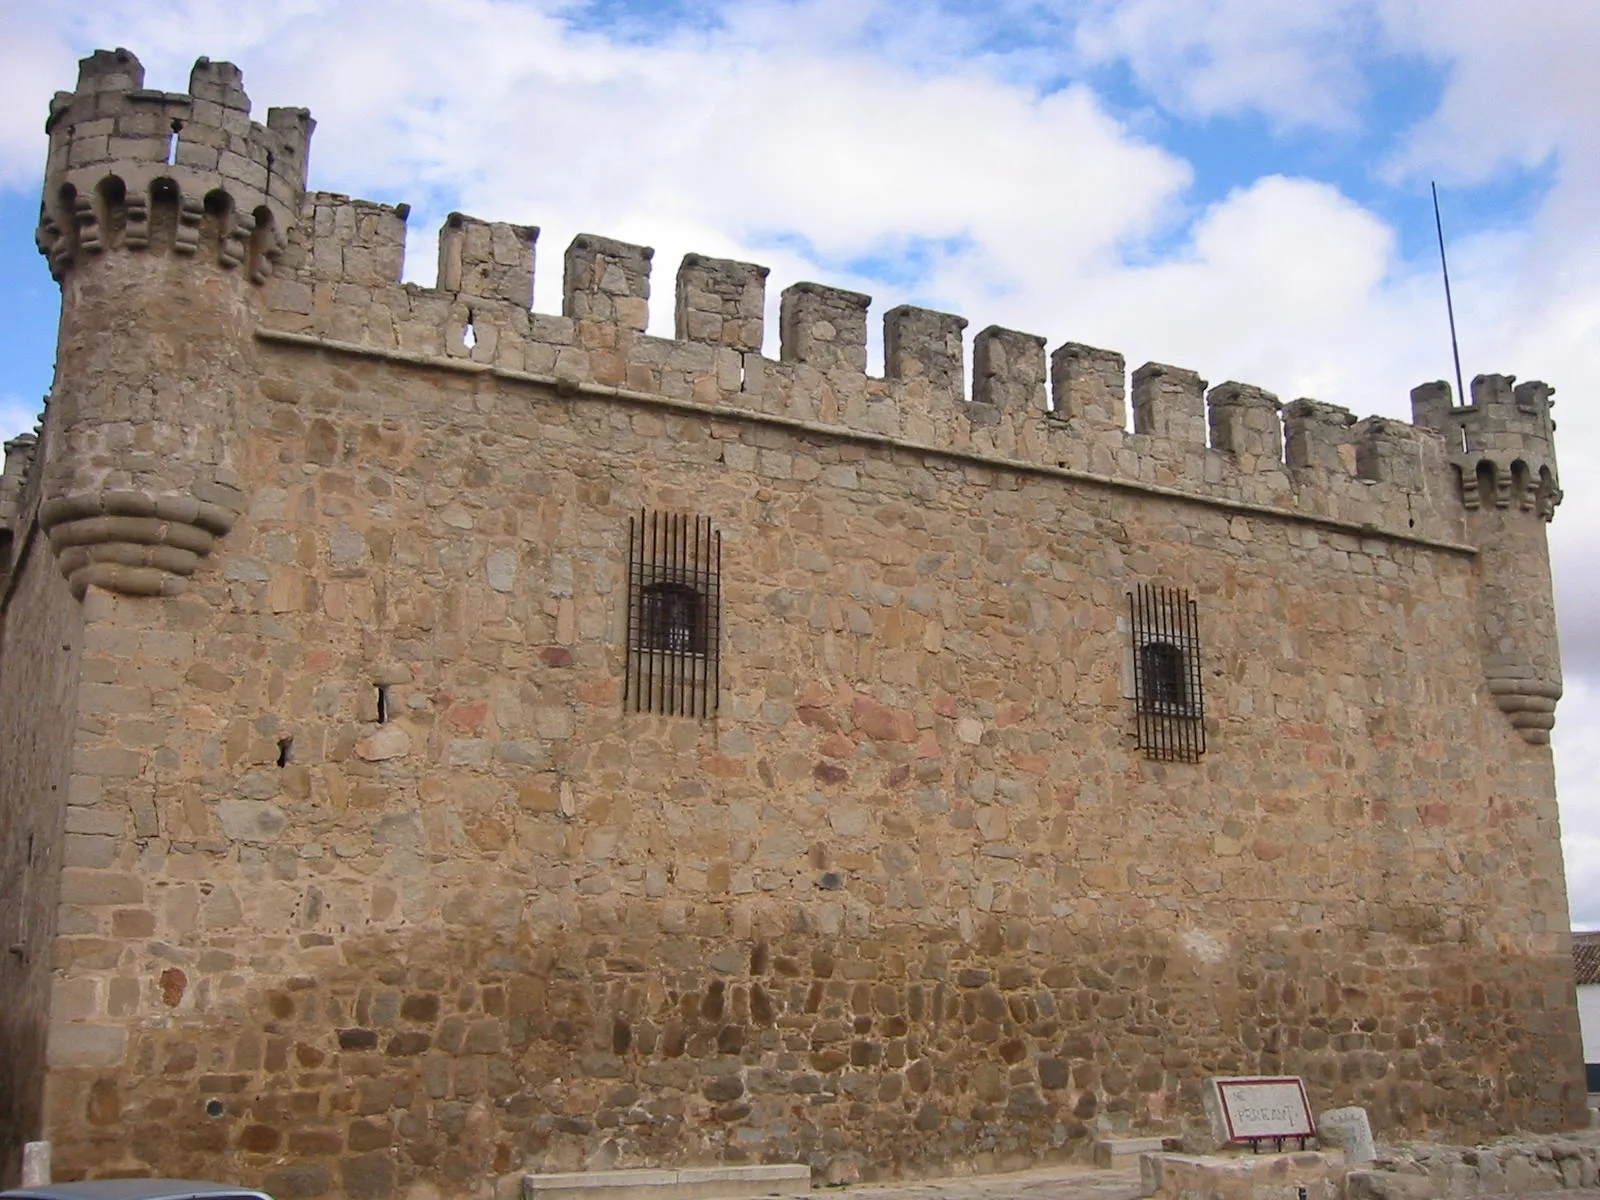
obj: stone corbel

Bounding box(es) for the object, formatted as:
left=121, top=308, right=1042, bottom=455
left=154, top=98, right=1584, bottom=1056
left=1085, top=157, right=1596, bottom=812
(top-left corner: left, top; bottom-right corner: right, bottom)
left=1483, top=654, right=1562, bottom=745
left=40, top=487, right=240, bottom=598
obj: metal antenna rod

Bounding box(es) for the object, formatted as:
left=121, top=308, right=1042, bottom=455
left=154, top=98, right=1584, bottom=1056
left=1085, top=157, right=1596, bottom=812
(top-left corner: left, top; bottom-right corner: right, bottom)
left=1432, top=181, right=1468, bottom=406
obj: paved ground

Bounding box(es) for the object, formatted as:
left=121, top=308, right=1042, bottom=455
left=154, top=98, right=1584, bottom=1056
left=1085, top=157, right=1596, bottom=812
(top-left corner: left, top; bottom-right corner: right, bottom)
left=824, top=1111, right=1600, bottom=1200
left=831, top=1164, right=1600, bottom=1200
left=834, top=1164, right=1144, bottom=1200
left=832, top=1172, right=1600, bottom=1200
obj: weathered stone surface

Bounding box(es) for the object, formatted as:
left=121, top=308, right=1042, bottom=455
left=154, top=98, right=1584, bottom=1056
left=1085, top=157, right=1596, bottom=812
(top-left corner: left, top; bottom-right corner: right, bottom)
left=355, top=725, right=411, bottom=762
left=1319, top=1106, right=1376, bottom=1165
left=0, top=41, right=1583, bottom=1200
left=1147, top=1153, right=1321, bottom=1200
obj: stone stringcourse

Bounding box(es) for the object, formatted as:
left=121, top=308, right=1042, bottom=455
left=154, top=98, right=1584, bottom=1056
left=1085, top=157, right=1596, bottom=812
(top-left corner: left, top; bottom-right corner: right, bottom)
left=0, top=46, right=1586, bottom=1200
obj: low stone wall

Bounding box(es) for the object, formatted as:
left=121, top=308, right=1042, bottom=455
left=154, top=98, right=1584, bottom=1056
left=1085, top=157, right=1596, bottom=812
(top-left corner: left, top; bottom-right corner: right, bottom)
left=1141, top=1149, right=1345, bottom=1200
left=1348, top=1136, right=1600, bottom=1200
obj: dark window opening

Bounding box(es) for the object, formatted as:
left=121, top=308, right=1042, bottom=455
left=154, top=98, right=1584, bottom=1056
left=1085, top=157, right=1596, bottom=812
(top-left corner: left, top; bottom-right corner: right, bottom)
left=642, top=581, right=706, bottom=654
left=1140, top=641, right=1190, bottom=713
left=626, top=510, right=720, bottom=718
left=276, top=736, right=293, bottom=767
left=1129, top=584, right=1206, bottom=762
left=376, top=686, right=390, bottom=724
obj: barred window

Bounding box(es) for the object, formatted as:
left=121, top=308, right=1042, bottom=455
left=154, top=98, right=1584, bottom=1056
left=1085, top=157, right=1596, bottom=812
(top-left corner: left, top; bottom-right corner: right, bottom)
left=1129, top=584, right=1205, bottom=761
left=626, top=511, right=720, bottom=717
left=641, top=582, right=705, bottom=655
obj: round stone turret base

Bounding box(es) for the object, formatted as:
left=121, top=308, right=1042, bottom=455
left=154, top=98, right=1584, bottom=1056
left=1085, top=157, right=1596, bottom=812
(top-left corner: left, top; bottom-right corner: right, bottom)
left=1485, top=658, right=1561, bottom=745
left=40, top=489, right=239, bottom=598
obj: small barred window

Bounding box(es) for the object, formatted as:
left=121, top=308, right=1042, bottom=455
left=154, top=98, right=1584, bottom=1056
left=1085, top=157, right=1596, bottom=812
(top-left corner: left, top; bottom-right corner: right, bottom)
left=641, top=582, right=705, bottom=655
left=1129, top=584, right=1205, bottom=761
left=626, top=511, right=720, bottom=717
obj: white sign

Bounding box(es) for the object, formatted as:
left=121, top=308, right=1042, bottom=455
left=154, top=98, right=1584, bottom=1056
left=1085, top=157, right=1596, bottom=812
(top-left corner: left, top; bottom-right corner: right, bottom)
left=1212, top=1077, right=1315, bottom=1141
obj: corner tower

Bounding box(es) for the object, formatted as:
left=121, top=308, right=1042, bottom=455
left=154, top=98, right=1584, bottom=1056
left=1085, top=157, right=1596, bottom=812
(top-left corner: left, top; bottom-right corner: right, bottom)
left=34, top=49, right=312, bottom=597
left=1413, top=374, right=1563, bottom=743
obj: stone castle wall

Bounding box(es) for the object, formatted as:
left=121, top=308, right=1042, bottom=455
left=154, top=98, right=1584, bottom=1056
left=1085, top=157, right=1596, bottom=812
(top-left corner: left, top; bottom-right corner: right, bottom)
left=0, top=428, right=85, bottom=1186
left=1, top=47, right=1585, bottom=1200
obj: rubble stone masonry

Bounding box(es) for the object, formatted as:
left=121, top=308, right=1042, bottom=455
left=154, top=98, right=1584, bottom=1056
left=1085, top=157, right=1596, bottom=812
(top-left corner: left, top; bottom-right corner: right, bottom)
left=0, top=47, right=1585, bottom=1198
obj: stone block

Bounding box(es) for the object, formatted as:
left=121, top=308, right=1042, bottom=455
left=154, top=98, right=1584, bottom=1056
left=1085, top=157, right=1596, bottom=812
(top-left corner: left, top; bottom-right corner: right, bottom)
left=1142, top=1151, right=1345, bottom=1200
left=564, top=234, right=653, bottom=330
left=1051, top=341, right=1125, bottom=428
left=46, top=1021, right=127, bottom=1067
left=1283, top=398, right=1358, bottom=473
left=58, top=868, right=143, bottom=906
left=523, top=1166, right=810, bottom=1200
left=1317, top=1106, right=1374, bottom=1165
left=884, top=305, right=967, bottom=397
left=973, top=326, right=1047, bottom=414
left=1133, top=361, right=1207, bottom=445
left=437, top=211, right=537, bottom=306
left=675, top=254, right=768, bottom=353
left=779, top=282, right=869, bottom=373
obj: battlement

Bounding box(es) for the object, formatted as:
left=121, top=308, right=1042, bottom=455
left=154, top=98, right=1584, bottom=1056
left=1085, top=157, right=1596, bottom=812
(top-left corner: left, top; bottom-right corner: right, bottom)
left=29, top=48, right=1568, bottom=557
left=37, top=49, right=313, bottom=282
left=1412, top=375, right=1561, bottom=520
left=249, top=193, right=1508, bottom=548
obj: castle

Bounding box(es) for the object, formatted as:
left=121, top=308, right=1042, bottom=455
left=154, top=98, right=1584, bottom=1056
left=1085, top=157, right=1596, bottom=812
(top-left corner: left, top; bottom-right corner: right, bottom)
left=0, top=47, right=1587, bottom=1198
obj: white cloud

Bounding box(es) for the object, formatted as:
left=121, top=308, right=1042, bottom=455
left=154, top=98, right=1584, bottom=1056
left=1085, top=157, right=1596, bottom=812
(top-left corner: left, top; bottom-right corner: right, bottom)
left=1378, top=0, right=1600, bottom=186
left=0, top=5, right=77, bottom=189
left=1556, top=677, right=1600, bottom=931
left=0, top=395, right=42, bottom=441
left=1073, top=0, right=1378, bottom=131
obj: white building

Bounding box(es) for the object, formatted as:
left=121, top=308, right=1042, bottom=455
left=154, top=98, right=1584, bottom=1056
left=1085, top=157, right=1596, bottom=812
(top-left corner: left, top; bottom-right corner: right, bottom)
left=1577, top=932, right=1600, bottom=1093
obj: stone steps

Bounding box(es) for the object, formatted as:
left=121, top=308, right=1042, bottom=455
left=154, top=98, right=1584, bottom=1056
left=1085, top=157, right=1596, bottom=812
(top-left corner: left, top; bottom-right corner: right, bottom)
left=522, top=1165, right=811, bottom=1200
left=1092, top=1137, right=1172, bottom=1170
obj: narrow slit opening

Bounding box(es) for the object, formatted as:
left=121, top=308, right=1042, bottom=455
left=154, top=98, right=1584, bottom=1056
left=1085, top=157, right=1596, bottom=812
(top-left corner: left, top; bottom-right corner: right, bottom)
left=462, top=315, right=477, bottom=350
left=167, top=119, right=183, bottom=167
left=376, top=685, right=389, bottom=724
left=276, top=736, right=293, bottom=767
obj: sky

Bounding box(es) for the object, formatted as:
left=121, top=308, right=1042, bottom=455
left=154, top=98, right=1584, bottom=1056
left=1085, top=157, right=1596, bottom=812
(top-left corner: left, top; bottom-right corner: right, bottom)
left=0, top=0, right=1597, bottom=927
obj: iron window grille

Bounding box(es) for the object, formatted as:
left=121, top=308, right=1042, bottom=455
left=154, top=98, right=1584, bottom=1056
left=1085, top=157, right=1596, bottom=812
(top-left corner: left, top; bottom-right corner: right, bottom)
left=1129, top=583, right=1205, bottom=762
left=626, top=510, right=720, bottom=718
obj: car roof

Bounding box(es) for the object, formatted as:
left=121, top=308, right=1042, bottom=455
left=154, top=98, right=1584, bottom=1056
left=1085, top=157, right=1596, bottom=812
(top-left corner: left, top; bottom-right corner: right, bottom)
left=2, top=1182, right=273, bottom=1200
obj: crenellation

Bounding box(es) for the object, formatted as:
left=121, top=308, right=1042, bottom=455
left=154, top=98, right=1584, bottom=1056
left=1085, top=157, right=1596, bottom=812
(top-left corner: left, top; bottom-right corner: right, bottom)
left=187, top=57, right=250, bottom=112
left=300, top=193, right=407, bottom=290
left=564, top=233, right=653, bottom=336
left=436, top=212, right=537, bottom=306
left=675, top=254, right=767, bottom=352
left=1049, top=342, right=1126, bottom=430
left=38, top=52, right=312, bottom=289
left=69, top=48, right=144, bottom=97
left=779, top=282, right=870, bottom=373
left=265, top=106, right=315, bottom=178
left=972, top=326, right=1047, bottom=416
left=883, top=305, right=967, bottom=397
left=1132, top=361, right=1207, bottom=446
left=1409, top=378, right=1453, bottom=434
left=1409, top=375, right=1560, bottom=521
left=1283, top=397, right=1358, bottom=474
left=238, top=182, right=1513, bottom=554
left=1353, top=417, right=1426, bottom=488
left=1207, top=381, right=1282, bottom=462
left=0, top=434, right=40, bottom=565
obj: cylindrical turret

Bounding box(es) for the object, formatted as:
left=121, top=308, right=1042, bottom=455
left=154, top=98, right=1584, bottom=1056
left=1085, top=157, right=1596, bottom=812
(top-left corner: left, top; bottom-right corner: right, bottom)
left=1413, top=374, right=1563, bottom=744
left=34, top=49, right=313, bottom=597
